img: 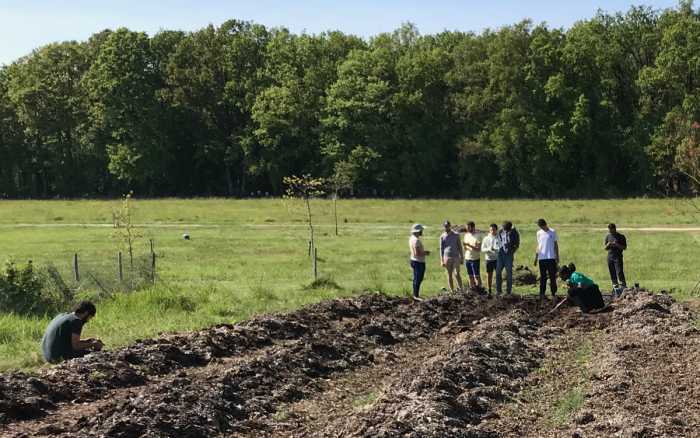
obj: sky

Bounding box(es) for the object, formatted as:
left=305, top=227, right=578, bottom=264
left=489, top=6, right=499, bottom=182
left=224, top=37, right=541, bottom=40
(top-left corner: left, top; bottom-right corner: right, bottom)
left=0, top=0, right=681, bottom=65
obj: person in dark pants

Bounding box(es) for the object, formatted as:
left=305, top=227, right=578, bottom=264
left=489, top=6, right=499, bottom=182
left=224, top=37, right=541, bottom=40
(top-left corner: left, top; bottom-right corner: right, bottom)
left=604, top=223, right=627, bottom=294
left=496, top=221, right=520, bottom=296
left=535, top=218, right=559, bottom=305
left=41, top=301, right=103, bottom=363
left=409, top=224, right=430, bottom=300
left=559, top=263, right=605, bottom=313
left=481, top=223, right=500, bottom=296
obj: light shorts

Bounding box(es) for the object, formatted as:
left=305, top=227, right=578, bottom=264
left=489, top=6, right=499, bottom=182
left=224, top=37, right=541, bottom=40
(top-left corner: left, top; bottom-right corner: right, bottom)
left=444, top=257, right=461, bottom=272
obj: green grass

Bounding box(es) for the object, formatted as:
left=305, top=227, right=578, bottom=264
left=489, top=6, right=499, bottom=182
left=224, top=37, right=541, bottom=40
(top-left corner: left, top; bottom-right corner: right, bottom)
left=549, top=340, right=593, bottom=426
left=352, top=391, right=378, bottom=408
left=551, top=387, right=586, bottom=425
left=0, top=197, right=699, bottom=371
left=574, top=340, right=593, bottom=366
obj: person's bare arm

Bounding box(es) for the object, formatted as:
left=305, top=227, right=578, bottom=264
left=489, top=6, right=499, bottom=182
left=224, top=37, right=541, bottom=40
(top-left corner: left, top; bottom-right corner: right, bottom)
left=72, top=334, right=103, bottom=351
left=555, top=241, right=560, bottom=263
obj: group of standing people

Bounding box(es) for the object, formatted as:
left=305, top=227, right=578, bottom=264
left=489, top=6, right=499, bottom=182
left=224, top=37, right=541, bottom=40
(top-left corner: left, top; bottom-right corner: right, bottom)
left=408, top=219, right=629, bottom=308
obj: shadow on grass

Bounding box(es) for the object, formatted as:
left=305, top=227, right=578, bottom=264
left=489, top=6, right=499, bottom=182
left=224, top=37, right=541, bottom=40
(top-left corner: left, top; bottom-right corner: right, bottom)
left=303, top=276, right=342, bottom=291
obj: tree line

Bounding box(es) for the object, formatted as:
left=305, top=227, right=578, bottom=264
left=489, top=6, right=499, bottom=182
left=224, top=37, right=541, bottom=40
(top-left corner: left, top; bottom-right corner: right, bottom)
left=1, top=2, right=700, bottom=198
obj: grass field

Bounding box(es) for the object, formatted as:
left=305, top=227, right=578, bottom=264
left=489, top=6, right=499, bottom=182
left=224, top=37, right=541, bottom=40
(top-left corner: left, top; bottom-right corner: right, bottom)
left=1, top=197, right=699, bottom=370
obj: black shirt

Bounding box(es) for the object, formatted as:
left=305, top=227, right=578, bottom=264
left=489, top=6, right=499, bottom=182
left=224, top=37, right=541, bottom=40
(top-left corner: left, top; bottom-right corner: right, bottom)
left=605, top=232, right=627, bottom=259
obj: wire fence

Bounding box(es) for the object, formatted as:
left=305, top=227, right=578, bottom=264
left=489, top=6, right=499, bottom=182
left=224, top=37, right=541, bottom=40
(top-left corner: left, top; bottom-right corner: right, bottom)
left=45, top=243, right=157, bottom=301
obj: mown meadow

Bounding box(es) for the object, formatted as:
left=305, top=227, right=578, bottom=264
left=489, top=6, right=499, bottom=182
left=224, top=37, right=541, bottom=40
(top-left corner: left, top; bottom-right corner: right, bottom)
left=1, top=197, right=698, bottom=370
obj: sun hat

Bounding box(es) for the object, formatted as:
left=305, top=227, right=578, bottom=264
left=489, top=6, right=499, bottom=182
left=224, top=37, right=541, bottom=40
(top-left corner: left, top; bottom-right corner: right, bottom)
left=411, top=224, right=424, bottom=233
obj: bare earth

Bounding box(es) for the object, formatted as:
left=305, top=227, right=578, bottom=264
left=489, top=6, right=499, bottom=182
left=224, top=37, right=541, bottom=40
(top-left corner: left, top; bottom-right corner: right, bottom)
left=0, top=291, right=698, bottom=437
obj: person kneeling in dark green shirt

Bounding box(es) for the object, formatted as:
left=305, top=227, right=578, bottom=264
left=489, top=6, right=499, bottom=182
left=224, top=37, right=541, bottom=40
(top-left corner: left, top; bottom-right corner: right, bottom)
left=41, top=301, right=103, bottom=363
left=558, top=263, right=605, bottom=314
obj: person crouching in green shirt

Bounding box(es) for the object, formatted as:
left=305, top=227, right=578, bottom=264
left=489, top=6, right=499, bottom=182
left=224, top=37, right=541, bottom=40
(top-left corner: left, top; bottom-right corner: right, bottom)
left=558, top=264, right=605, bottom=314
left=41, top=301, right=103, bottom=363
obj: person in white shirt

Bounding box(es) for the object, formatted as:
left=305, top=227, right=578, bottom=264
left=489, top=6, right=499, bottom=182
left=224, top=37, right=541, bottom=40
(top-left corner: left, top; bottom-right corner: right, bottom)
left=409, top=224, right=430, bottom=299
left=462, top=221, right=483, bottom=291
left=535, top=218, right=559, bottom=303
left=480, top=223, right=500, bottom=296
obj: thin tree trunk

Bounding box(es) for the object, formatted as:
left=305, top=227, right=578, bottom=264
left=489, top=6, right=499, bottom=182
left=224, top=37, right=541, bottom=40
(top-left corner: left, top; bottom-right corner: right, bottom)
left=305, top=197, right=314, bottom=251
left=333, top=191, right=338, bottom=236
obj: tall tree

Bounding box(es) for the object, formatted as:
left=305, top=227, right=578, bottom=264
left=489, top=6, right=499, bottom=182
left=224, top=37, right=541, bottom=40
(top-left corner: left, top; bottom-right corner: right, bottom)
left=166, top=20, right=269, bottom=195
left=251, top=30, right=364, bottom=192
left=6, top=42, right=90, bottom=196
left=84, top=28, right=163, bottom=192
left=0, top=67, right=25, bottom=197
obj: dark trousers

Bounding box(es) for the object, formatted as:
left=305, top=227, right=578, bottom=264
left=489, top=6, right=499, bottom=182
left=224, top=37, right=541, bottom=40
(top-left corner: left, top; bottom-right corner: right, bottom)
left=411, top=260, right=426, bottom=297
left=568, top=285, right=604, bottom=313
left=608, top=257, right=626, bottom=287
left=538, top=259, right=558, bottom=297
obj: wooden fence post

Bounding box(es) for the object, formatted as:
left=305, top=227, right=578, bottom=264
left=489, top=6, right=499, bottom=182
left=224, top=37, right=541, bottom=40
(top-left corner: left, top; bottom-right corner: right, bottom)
left=118, top=251, right=123, bottom=281
left=73, top=253, right=80, bottom=282
left=151, top=241, right=156, bottom=285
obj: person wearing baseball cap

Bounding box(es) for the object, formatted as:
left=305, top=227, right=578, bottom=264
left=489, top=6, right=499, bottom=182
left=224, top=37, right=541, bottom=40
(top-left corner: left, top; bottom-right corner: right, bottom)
left=409, top=224, right=430, bottom=299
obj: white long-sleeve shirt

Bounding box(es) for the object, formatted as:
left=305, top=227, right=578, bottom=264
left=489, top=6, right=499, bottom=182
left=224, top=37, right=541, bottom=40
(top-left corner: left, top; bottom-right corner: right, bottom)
left=481, top=234, right=500, bottom=261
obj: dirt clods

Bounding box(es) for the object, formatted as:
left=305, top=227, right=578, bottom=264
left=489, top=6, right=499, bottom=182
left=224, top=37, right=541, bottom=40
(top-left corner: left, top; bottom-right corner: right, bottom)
left=1, top=289, right=698, bottom=437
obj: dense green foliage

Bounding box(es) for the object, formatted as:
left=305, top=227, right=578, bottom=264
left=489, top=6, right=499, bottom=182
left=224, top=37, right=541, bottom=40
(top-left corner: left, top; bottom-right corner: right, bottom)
left=2, top=3, right=700, bottom=197
left=0, top=261, right=72, bottom=316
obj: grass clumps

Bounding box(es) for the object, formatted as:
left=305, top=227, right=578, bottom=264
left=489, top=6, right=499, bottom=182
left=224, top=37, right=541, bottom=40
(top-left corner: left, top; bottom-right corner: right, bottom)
left=304, top=276, right=342, bottom=291
left=250, top=285, right=276, bottom=303
left=548, top=340, right=593, bottom=426
left=352, top=391, right=378, bottom=409
left=144, top=291, right=197, bottom=313
left=551, top=387, right=585, bottom=425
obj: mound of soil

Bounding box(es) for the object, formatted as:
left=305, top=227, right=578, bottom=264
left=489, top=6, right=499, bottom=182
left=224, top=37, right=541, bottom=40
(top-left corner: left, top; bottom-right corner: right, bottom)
left=563, top=291, right=700, bottom=437
left=513, top=265, right=537, bottom=286
left=1, top=289, right=697, bottom=437
left=328, top=310, right=542, bottom=437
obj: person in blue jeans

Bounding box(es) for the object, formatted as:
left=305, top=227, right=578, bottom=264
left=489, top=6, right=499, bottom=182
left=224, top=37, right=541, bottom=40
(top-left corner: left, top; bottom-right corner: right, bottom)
left=409, top=224, right=430, bottom=300
left=496, top=221, right=520, bottom=296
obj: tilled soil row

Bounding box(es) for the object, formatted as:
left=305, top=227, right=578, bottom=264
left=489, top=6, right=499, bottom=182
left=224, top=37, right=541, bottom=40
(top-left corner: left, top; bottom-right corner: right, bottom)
left=0, top=293, right=419, bottom=425
left=5, top=291, right=693, bottom=438
left=1, top=293, right=527, bottom=436
left=323, top=309, right=545, bottom=438
left=565, top=291, right=700, bottom=437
